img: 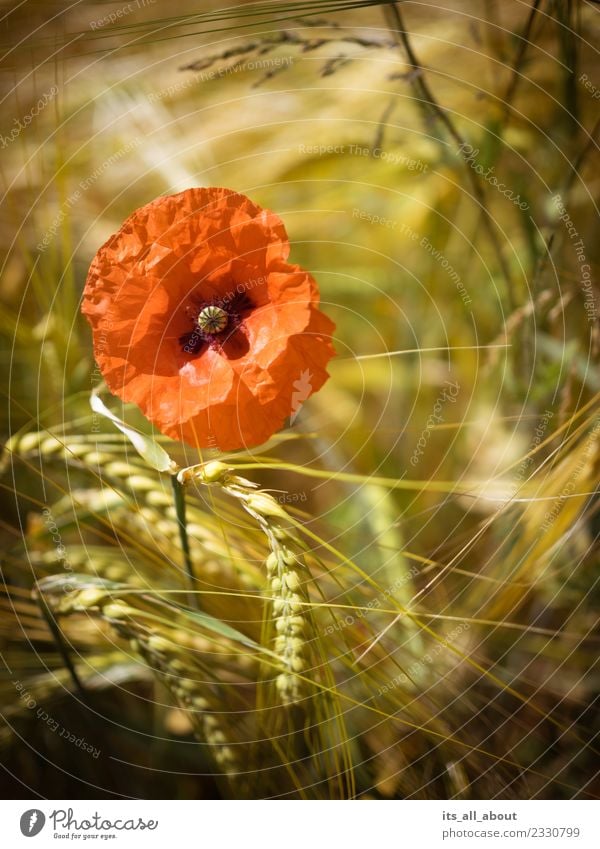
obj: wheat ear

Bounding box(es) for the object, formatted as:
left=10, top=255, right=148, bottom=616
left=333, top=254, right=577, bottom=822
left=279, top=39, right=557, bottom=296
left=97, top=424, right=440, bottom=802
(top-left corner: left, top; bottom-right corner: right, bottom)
left=179, top=461, right=312, bottom=705
left=35, top=579, right=239, bottom=777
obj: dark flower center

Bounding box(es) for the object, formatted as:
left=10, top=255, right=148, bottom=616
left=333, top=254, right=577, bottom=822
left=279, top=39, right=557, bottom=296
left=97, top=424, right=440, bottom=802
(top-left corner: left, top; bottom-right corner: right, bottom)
left=179, top=291, right=253, bottom=357
left=197, top=305, right=228, bottom=334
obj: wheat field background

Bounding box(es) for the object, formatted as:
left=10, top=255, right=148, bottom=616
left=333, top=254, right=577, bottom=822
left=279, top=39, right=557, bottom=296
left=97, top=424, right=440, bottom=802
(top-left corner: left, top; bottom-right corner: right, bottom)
left=1, top=0, right=599, bottom=800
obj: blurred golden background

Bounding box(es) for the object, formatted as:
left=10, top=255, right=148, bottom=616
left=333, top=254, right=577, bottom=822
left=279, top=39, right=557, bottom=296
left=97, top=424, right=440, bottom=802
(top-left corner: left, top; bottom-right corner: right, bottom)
left=1, top=0, right=599, bottom=799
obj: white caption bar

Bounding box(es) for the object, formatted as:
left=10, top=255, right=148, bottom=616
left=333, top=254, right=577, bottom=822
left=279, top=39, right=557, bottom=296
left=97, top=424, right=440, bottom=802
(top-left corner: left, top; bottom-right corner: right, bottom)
left=1, top=800, right=598, bottom=848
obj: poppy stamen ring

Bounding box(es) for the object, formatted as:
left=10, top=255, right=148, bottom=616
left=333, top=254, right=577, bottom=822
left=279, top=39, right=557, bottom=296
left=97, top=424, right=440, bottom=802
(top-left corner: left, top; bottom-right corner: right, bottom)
left=197, top=305, right=228, bottom=334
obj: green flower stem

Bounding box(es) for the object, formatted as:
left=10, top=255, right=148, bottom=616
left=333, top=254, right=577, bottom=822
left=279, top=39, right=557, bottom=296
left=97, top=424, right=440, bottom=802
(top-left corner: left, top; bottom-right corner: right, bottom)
left=36, top=593, right=86, bottom=697
left=171, top=475, right=199, bottom=610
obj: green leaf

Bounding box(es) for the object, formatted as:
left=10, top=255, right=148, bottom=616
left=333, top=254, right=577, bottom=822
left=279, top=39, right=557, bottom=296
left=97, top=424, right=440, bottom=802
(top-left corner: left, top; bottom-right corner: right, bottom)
left=179, top=606, right=263, bottom=652
left=36, top=574, right=266, bottom=655
left=90, top=392, right=176, bottom=473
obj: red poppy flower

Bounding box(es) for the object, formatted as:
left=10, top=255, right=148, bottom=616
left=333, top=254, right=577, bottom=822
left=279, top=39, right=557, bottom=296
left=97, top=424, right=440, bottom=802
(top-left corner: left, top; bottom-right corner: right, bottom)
left=82, top=187, right=335, bottom=450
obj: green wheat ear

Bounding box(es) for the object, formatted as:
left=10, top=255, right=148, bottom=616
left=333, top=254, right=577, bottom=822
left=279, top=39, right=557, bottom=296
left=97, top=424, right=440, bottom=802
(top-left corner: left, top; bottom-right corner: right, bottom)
left=179, top=461, right=318, bottom=706
left=33, top=574, right=264, bottom=785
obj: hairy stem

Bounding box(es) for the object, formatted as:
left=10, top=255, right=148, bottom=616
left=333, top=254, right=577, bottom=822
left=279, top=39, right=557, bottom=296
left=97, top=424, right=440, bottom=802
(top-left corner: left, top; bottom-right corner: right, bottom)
left=171, top=475, right=198, bottom=609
